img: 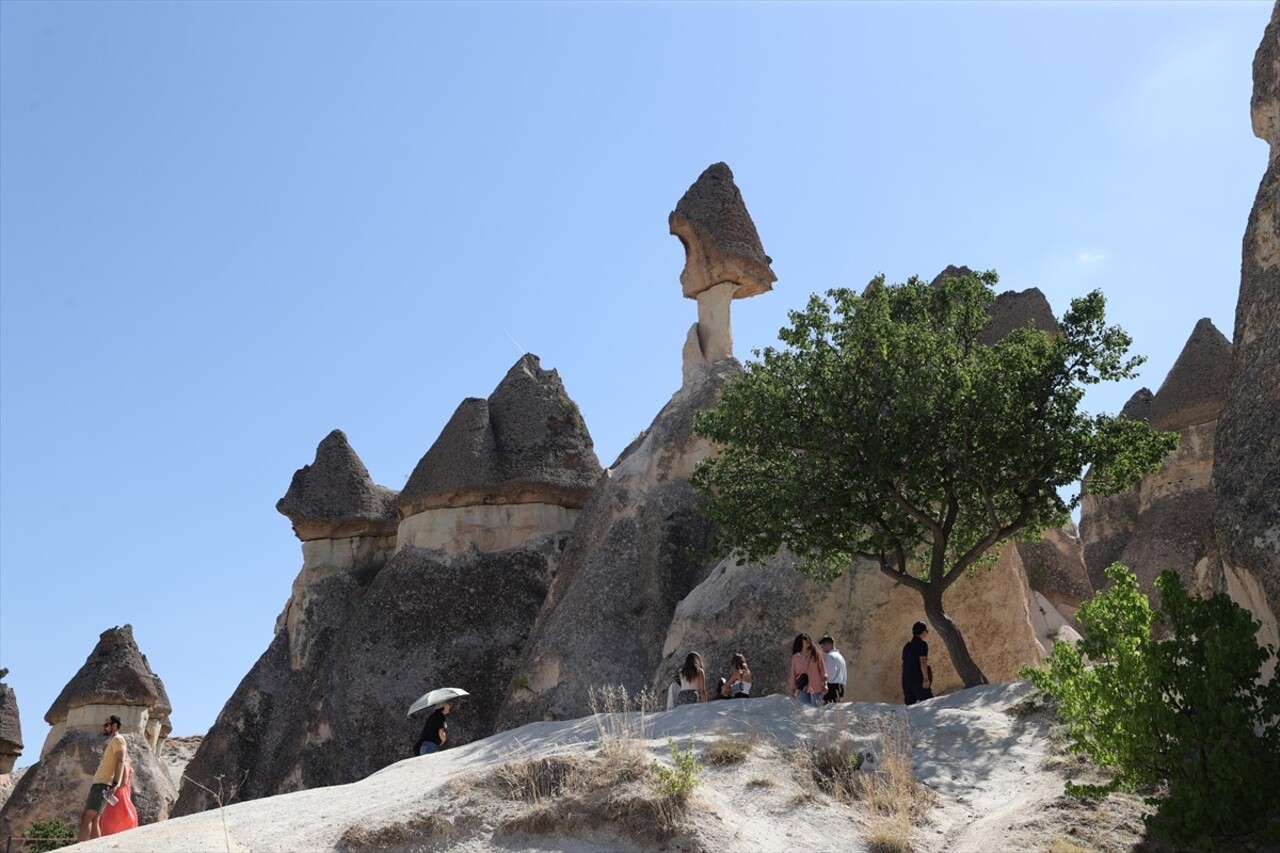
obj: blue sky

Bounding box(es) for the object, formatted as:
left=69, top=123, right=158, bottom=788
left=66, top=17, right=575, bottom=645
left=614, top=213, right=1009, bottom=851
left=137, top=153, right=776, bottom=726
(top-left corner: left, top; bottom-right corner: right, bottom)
left=0, top=1, right=1270, bottom=756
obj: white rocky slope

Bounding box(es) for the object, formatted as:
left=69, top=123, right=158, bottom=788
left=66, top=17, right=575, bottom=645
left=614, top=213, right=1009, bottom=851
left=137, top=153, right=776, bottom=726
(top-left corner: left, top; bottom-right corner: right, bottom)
left=68, top=682, right=1157, bottom=853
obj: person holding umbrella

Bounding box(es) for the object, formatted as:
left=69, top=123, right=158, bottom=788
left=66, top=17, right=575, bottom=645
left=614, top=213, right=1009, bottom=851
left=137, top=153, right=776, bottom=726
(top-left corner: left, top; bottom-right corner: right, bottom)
left=416, top=702, right=451, bottom=755
left=408, top=687, right=469, bottom=756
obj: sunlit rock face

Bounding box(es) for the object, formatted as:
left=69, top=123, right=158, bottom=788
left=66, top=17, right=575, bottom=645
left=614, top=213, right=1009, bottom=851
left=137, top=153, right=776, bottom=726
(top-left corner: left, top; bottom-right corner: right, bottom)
left=0, top=627, right=176, bottom=840
left=1214, top=1, right=1280, bottom=664
left=0, top=670, right=21, bottom=775
left=1079, top=320, right=1232, bottom=599
left=175, top=356, right=596, bottom=816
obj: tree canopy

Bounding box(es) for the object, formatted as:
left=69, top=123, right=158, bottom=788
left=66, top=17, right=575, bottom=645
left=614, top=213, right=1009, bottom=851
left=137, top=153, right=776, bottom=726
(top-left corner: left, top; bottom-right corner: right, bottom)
left=692, top=270, right=1177, bottom=686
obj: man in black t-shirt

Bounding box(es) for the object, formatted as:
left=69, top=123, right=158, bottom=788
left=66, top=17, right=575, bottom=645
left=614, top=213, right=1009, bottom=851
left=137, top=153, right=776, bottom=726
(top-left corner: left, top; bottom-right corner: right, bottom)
left=901, top=622, right=934, bottom=706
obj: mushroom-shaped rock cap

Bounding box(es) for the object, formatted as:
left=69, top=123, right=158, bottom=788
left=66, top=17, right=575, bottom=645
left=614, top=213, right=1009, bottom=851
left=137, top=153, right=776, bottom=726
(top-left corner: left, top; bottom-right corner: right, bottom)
left=44, top=625, right=172, bottom=725
left=1251, top=1, right=1280, bottom=149
left=399, top=354, right=603, bottom=517
left=1148, top=318, right=1233, bottom=432
left=0, top=669, right=22, bottom=752
left=277, top=429, right=399, bottom=541
left=669, top=162, right=776, bottom=299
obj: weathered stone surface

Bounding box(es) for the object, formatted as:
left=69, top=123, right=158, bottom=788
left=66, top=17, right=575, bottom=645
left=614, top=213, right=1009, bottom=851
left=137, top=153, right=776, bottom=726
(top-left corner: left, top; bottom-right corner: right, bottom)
left=0, top=731, right=175, bottom=840
left=1214, top=1, right=1280, bottom=660
left=398, top=355, right=602, bottom=517
left=1081, top=322, right=1227, bottom=599
left=1148, top=318, right=1233, bottom=432
left=276, top=429, right=399, bottom=541
left=43, top=626, right=172, bottom=755
left=979, top=288, right=1061, bottom=346
left=656, top=542, right=1044, bottom=704
left=1016, top=524, right=1093, bottom=625
left=0, top=670, right=20, bottom=775
left=173, top=538, right=559, bottom=815
left=496, top=364, right=730, bottom=729
left=1080, top=389, right=1152, bottom=589
left=669, top=162, right=775, bottom=300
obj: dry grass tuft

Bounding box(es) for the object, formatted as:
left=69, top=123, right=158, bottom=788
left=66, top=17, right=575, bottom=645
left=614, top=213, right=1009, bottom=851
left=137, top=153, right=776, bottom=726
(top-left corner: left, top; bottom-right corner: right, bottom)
left=866, top=815, right=913, bottom=853
left=337, top=811, right=455, bottom=852
left=494, top=755, right=582, bottom=803
left=746, top=776, right=776, bottom=789
left=704, top=734, right=752, bottom=766
left=587, top=684, right=657, bottom=757
left=1046, top=840, right=1093, bottom=853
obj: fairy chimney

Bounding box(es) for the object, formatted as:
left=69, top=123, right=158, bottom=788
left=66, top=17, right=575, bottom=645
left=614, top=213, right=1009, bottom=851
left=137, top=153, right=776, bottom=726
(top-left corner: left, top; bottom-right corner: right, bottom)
left=669, top=163, right=776, bottom=382
left=276, top=430, right=400, bottom=670
left=41, top=625, right=171, bottom=758
left=0, top=670, right=21, bottom=774
left=396, top=354, right=602, bottom=554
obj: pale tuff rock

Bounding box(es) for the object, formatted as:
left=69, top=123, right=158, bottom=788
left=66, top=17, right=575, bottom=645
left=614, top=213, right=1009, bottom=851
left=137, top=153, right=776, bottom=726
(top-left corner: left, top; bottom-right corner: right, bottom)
left=1016, top=524, right=1093, bottom=627
left=275, top=432, right=398, bottom=671
left=1080, top=321, right=1231, bottom=599
left=42, top=625, right=172, bottom=756
left=0, top=670, right=21, bottom=775
left=1214, top=0, right=1280, bottom=663
left=0, top=630, right=177, bottom=839
left=1080, top=388, right=1152, bottom=589
left=398, top=354, right=601, bottom=525
left=657, top=542, right=1044, bottom=704
left=276, top=429, right=399, bottom=542
left=670, top=163, right=776, bottom=379
left=496, top=363, right=730, bottom=729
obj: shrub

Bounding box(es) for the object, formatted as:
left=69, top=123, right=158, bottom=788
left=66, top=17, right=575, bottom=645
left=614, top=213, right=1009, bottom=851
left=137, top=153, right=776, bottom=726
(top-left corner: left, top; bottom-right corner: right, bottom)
left=1022, top=563, right=1280, bottom=849
left=650, top=738, right=701, bottom=799
left=704, top=735, right=751, bottom=766
left=21, top=820, right=74, bottom=853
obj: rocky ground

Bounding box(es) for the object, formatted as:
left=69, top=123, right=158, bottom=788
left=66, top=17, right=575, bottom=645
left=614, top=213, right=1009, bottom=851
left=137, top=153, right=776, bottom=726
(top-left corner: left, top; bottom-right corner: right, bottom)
left=65, top=682, right=1180, bottom=853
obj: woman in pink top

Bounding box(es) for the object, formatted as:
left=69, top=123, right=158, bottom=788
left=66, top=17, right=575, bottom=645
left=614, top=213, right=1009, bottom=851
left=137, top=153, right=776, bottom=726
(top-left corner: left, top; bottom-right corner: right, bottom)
left=791, top=633, right=828, bottom=707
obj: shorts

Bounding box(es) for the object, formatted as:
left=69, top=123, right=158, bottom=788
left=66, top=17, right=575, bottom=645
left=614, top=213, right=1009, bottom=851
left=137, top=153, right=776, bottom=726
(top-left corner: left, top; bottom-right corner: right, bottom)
left=903, top=684, right=934, bottom=706
left=824, top=683, right=845, bottom=704
left=675, top=689, right=699, bottom=706
left=417, top=742, right=440, bottom=756
left=86, top=783, right=111, bottom=812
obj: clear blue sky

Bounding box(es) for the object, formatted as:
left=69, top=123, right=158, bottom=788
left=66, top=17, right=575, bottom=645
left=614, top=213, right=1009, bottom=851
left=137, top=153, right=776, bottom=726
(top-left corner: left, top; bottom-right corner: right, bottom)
left=1, top=1, right=1270, bottom=757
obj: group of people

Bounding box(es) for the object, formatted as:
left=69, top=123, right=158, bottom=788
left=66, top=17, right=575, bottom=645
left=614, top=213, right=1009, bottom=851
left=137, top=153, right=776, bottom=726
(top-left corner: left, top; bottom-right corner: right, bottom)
left=668, top=621, right=936, bottom=710
left=665, top=651, right=754, bottom=709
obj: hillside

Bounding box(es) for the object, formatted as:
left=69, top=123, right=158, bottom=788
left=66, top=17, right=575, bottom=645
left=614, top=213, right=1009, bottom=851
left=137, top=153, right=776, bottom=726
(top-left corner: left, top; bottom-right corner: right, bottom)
left=71, top=682, right=1165, bottom=853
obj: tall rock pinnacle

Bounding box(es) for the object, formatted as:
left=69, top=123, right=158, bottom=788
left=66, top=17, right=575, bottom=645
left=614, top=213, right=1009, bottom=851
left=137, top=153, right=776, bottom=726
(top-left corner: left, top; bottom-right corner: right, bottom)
left=669, top=163, right=776, bottom=380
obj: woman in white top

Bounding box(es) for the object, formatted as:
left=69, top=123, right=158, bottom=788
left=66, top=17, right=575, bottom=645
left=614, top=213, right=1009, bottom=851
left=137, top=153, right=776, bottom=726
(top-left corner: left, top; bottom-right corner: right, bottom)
left=720, top=653, right=753, bottom=699
left=667, top=652, right=708, bottom=709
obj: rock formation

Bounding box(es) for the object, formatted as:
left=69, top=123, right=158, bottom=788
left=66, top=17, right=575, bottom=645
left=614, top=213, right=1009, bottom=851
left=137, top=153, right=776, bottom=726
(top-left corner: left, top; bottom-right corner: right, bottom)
left=174, top=359, right=597, bottom=814
left=397, top=354, right=601, bottom=553
left=0, top=626, right=177, bottom=840
left=657, top=542, right=1047, bottom=706
left=1080, top=319, right=1232, bottom=598
left=276, top=429, right=399, bottom=671
left=0, top=670, right=20, bottom=775
left=496, top=361, right=729, bottom=728
left=1214, top=2, right=1280, bottom=658
left=670, top=162, right=776, bottom=384
left=1016, top=524, right=1093, bottom=628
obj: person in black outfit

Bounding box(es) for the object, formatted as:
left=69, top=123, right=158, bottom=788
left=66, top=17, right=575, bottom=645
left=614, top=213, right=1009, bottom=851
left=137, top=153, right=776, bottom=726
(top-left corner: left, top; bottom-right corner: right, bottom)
left=415, top=701, right=452, bottom=755
left=901, top=621, right=934, bottom=706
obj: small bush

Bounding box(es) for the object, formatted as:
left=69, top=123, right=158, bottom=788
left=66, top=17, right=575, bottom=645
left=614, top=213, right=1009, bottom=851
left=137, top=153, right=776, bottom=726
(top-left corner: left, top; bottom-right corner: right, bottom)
left=1022, top=563, right=1280, bottom=849
left=650, top=738, right=701, bottom=799
left=21, top=820, right=75, bottom=853
left=704, top=735, right=751, bottom=766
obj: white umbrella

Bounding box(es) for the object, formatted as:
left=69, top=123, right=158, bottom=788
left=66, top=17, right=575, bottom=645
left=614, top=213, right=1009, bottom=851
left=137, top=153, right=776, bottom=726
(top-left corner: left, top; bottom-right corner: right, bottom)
left=407, top=687, right=469, bottom=716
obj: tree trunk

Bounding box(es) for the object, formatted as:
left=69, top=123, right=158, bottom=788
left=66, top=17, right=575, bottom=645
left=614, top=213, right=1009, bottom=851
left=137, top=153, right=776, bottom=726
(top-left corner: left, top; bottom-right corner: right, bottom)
left=921, top=588, right=989, bottom=688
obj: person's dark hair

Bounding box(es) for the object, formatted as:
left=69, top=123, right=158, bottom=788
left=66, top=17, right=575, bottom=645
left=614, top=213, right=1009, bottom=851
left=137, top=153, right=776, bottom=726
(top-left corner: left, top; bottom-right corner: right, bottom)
left=819, top=634, right=834, bottom=646
left=730, top=653, right=751, bottom=680
left=792, top=633, right=813, bottom=656
left=912, top=621, right=928, bottom=636
left=680, top=652, right=703, bottom=682
left=106, top=715, right=122, bottom=727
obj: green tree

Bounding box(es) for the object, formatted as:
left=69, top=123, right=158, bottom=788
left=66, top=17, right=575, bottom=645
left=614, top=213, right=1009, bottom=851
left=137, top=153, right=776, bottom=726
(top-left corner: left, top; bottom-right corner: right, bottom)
left=1023, top=564, right=1280, bottom=848
left=692, top=270, right=1175, bottom=686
